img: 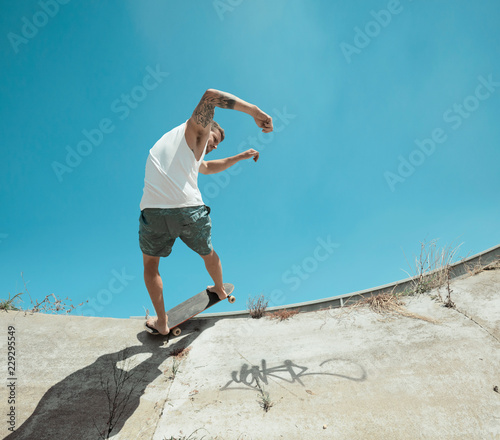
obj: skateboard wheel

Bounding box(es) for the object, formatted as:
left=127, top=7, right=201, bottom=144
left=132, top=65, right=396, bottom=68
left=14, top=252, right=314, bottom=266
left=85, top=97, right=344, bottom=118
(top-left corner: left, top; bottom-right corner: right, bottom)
left=228, top=295, right=236, bottom=304
left=172, top=328, right=182, bottom=337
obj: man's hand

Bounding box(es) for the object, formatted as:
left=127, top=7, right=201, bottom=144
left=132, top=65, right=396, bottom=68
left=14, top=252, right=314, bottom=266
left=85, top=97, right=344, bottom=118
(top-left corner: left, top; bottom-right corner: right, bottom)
left=239, top=149, right=260, bottom=162
left=252, top=107, right=273, bottom=133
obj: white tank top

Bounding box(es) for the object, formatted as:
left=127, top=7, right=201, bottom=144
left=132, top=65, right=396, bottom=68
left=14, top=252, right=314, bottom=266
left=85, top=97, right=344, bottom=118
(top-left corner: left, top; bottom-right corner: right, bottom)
left=140, top=121, right=206, bottom=210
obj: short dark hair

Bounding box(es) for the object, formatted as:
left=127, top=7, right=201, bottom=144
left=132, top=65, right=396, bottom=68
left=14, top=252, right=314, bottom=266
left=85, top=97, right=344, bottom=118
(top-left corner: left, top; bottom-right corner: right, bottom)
left=211, top=120, right=225, bottom=142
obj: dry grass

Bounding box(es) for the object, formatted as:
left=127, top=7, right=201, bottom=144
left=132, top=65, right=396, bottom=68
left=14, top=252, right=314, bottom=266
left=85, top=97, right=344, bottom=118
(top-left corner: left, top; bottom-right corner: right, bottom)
left=465, top=260, right=485, bottom=276
left=1, top=273, right=87, bottom=314
left=167, top=347, right=192, bottom=379
left=247, top=294, right=269, bottom=319
left=463, top=255, right=500, bottom=276
left=170, top=347, right=192, bottom=360
left=484, top=257, right=500, bottom=270
left=255, top=378, right=274, bottom=412
left=355, top=291, right=438, bottom=324
left=0, top=292, right=22, bottom=311
left=321, top=242, right=497, bottom=328
left=403, top=239, right=463, bottom=295
left=266, top=308, right=300, bottom=321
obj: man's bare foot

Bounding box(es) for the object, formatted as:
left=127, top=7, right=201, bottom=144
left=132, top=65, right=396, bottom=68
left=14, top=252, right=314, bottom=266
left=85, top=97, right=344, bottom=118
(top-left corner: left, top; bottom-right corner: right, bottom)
left=145, top=315, right=169, bottom=335
left=207, top=284, right=227, bottom=301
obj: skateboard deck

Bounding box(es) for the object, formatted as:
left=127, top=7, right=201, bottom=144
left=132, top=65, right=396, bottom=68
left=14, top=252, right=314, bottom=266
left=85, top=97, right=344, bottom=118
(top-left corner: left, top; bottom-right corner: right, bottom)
left=145, top=283, right=235, bottom=336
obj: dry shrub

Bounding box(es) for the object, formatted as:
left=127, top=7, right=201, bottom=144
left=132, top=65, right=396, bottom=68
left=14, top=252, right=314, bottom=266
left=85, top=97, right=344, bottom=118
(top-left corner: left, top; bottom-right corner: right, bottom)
left=484, top=258, right=500, bottom=270
left=1, top=273, right=87, bottom=314
left=267, top=309, right=300, bottom=321
left=403, top=239, right=463, bottom=294
left=465, top=260, right=484, bottom=276
left=357, top=292, right=437, bottom=324
left=463, top=255, right=500, bottom=276
left=170, top=347, right=192, bottom=360
left=247, top=294, right=269, bottom=319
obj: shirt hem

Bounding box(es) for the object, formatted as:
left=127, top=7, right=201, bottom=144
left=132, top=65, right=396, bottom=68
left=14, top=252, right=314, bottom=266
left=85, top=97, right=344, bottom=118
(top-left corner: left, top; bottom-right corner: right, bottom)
left=140, top=202, right=205, bottom=211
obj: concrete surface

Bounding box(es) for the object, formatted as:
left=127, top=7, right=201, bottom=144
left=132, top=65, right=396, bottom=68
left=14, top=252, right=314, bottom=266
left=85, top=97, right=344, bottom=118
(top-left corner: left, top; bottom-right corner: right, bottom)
left=1, top=266, right=499, bottom=439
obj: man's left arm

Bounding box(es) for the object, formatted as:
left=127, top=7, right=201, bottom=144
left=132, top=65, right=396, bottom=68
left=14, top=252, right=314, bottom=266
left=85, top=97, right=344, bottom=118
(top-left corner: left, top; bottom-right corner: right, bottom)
left=200, top=149, right=260, bottom=175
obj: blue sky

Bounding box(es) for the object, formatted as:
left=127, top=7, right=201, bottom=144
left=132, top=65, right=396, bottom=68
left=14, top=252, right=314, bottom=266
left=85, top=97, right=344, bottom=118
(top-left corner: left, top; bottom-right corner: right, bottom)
left=1, top=0, right=499, bottom=319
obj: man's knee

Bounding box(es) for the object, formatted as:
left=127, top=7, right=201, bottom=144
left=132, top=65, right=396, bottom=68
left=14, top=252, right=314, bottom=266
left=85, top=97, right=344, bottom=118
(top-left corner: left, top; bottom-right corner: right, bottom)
left=143, top=254, right=160, bottom=275
left=200, top=249, right=216, bottom=261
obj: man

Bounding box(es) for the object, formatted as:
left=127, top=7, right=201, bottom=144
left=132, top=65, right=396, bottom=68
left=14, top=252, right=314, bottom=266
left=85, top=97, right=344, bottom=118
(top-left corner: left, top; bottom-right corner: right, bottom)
left=139, top=89, right=274, bottom=335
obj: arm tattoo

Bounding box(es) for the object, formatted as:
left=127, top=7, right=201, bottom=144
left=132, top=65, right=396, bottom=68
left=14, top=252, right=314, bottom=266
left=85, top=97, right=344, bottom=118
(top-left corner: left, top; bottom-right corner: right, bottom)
left=193, top=92, right=236, bottom=127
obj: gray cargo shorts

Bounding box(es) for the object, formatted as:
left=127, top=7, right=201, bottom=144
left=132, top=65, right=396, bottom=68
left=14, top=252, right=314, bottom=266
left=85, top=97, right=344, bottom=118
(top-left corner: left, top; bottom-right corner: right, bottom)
left=139, top=205, right=213, bottom=257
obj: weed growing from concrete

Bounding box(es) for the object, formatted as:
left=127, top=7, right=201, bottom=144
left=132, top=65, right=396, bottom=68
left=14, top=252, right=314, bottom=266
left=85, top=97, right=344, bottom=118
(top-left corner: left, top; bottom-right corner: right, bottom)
left=247, top=294, right=269, bottom=319
left=403, top=239, right=463, bottom=295
left=443, top=267, right=456, bottom=308
left=357, top=289, right=437, bottom=323
left=1, top=273, right=86, bottom=314
left=488, top=258, right=500, bottom=270
left=167, top=347, right=192, bottom=379
left=267, top=308, right=300, bottom=321
left=433, top=262, right=500, bottom=344
left=431, top=264, right=457, bottom=309
left=255, top=377, right=274, bottom=412
left=478, top=257, right=500, bottom=272
left=465, top=258, right=485, bottom=277
left=26, top=292, right=84, bottom=314
left=0, top=292, right=23, bottom=311
left=170, top=361, right=180, bottom=379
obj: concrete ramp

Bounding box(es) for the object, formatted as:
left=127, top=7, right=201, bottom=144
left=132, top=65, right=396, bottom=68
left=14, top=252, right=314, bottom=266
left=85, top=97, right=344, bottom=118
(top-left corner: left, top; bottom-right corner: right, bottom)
left=1, top=268, right=499, bottom=439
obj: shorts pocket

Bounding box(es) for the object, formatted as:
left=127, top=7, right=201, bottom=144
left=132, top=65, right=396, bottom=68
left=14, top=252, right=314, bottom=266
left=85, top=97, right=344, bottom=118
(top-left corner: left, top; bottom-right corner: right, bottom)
left=139, top=211, right=149, bottom=226
left=182, top=206, right=207, bottom=225
left=139, top=210, right=161, bottom=232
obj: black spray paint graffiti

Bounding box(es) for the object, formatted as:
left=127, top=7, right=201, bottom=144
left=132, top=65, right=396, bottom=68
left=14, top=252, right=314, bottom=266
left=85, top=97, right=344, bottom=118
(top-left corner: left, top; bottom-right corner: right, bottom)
left=222, top=359, right=366, bottom=391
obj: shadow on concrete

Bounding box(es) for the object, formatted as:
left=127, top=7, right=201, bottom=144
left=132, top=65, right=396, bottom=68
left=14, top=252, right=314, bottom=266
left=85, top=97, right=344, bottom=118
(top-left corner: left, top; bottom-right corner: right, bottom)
left=6, top=327, right=204, bottom=440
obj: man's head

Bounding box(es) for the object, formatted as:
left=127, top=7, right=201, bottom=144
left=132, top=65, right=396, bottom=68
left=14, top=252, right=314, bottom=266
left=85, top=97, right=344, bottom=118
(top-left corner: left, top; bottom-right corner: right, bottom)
left=206, top=121, right=225, bottom=154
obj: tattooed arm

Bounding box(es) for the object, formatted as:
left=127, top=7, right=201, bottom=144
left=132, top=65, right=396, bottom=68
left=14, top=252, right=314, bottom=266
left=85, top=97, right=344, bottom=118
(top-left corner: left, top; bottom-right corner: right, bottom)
left=185, top=89, right=273, bottom=155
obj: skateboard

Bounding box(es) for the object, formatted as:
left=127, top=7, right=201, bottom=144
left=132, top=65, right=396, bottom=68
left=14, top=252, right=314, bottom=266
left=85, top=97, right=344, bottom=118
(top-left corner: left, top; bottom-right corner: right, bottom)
left=145, top=283, right=235, bottom=337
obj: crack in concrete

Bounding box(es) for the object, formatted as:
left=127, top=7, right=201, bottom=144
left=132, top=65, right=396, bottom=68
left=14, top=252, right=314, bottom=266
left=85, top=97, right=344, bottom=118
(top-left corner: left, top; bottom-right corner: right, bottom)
left=451, top=305, right=500, bottom=345
left=151, top=349, right=191, bottom=439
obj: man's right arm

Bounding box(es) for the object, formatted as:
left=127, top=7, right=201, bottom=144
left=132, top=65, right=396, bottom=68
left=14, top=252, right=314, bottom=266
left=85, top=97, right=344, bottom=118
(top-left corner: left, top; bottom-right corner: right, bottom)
left=186, top=89, right=273, bottom=152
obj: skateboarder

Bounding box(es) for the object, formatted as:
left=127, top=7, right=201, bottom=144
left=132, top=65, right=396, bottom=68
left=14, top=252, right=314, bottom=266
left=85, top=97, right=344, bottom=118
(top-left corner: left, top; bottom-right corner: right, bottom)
left=139, top=89, right=274, bottom=335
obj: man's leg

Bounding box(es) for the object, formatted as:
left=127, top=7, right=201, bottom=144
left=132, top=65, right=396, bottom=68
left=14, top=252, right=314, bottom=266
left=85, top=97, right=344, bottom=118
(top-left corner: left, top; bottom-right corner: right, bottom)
left=143, top=253, right=169, bottom=335
left=200, top=249, right=227, bottom=300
